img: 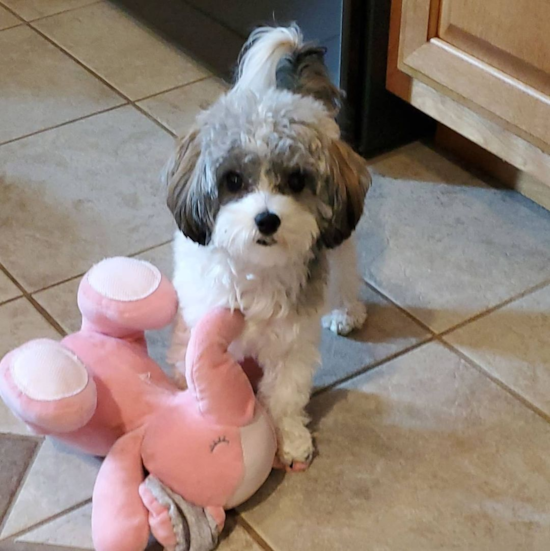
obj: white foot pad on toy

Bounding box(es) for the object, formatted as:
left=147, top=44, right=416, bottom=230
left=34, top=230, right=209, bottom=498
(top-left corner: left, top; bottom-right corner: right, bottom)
left=87, top=257, right=161, bottom=302
left=12, top=341, right=88, bottom=401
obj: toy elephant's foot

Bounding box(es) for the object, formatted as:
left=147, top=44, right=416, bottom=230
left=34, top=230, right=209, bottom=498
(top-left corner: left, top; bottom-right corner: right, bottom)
left=0, top=339, right=97, bottom=433
left=140, top=477, right=220, bottom=551
left=79, top=257, right=178, bottom=338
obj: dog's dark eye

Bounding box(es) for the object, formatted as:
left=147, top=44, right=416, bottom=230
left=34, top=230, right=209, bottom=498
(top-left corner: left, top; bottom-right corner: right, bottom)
left=288, top=170, right=306, bottom=193
left=224, top=171, right=243, bottom=193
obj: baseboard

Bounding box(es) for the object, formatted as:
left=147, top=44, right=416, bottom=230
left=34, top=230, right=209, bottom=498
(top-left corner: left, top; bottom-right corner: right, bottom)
left=435, top=125, right=550, bottom=212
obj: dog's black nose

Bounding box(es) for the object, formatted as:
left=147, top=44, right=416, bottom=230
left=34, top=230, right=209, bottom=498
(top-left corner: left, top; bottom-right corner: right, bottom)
left=255, top=211, right=281, bottom=235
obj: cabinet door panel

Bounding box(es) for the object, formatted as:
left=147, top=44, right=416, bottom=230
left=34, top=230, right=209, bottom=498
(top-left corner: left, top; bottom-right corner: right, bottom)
left=397, top=0, right=550, bottom=150
left=439, top=0, right=550, bottom=95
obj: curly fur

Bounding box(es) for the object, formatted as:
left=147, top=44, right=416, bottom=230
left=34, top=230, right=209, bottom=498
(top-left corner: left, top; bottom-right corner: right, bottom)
left=164, top=26, right=371, bottom=466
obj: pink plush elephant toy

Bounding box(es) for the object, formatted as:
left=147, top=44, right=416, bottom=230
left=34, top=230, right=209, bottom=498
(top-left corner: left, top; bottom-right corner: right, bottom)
left=0, top=257, right=277, bottom=551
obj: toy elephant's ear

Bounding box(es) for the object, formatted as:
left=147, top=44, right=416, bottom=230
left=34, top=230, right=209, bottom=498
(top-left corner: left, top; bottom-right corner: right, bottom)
left=185, top=308, right=256, bottom=426
left=78, top=257, right=178, bottom=337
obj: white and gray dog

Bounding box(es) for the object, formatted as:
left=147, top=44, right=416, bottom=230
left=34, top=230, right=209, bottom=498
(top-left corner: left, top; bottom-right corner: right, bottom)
left=164, top=25, right=371, bottom=469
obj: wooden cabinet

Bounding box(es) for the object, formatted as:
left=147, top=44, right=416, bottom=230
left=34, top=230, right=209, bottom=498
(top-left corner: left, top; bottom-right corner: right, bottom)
left=387, top=0, right=550, bottom=208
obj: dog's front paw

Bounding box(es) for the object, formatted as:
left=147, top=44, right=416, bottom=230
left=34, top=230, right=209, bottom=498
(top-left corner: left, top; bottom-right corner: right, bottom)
left=322, top=301, right=367, bottom=335
left=275, top=419, right=315, bottom=472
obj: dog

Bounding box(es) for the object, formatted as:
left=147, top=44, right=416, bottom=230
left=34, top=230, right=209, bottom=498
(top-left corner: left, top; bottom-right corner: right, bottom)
left=164, top=25, right=371, bottom=469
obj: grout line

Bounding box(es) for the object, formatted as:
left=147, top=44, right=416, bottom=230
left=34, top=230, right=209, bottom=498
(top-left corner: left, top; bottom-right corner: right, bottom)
left=437, top=337, right=550, bottom=426
left=27, top=295, right=68, bottom=336
left=0, top=1, right=25, bottom=22
left=0, top=6, right=209, bottom=148
left=314, top=286, right=550, bottom=430
left=31, top=273, right=87, bottom=296
left=0, top=104, right=126, bottom=148
left=129, top=238, right=175, bottom=258
left=28, top=23, right=178, bottom=137
left=358, top=279, right=550, bottom=418
left=0, top=0, right=103, bottom=23
left=131, top=102, right=177, bottom=137
left=28, top=239, right=175, bottom=296
left=0, top=438, right=44, bottom=536
left=22, top=0, right=104, bottom=23
left=135, top=74, right=212, bottom=103
left=0, top=294, right=24, bottom=309
left=364, top=281, right=437, bottom=337
left=306, top=280, right=436, bottom=395
left=365, top=276, right=550, bottom=341
left=236, top=515, right=276, bottom=551
left=0, top=498, right=92, bottom=543
left=0, top=21, right=24, bottom=34
left=0, top=263, right=66, bottom=337
left=313, top=334, right=435, bottom=397
left=436, top=277, right=550, bottom=339
left=0, top=20, right=24, bottom=32
left=28, top=23, right=130, bottom=98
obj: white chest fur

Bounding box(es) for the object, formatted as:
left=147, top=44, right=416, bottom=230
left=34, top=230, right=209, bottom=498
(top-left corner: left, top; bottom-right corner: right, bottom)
left=171, top=232, right=324, bottom=365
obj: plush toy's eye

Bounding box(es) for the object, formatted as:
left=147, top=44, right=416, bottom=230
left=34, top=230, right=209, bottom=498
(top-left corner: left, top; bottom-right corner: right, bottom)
left=288, top=170, right=307, bottom=193
left=210, top=436, right=229, bottom=453
left=224, top=171, right=243, bottom=193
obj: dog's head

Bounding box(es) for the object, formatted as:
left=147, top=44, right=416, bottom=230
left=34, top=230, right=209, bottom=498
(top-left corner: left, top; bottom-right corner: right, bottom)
left=164, top=89, right=370, bottom=267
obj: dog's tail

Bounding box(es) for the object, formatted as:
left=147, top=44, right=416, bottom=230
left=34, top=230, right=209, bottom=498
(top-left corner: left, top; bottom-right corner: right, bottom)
left=233, top=25, right=303, bottom=94
left=233, top=24, right=343, bottom=116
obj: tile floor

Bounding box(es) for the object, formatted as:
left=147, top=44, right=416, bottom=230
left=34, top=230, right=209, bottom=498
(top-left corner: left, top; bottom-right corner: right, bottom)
left=1, top=2, right=550, bottom=550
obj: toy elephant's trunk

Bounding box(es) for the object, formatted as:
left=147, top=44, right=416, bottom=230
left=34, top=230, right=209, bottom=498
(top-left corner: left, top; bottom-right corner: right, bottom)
left=185, top=309, right=256, bottom=426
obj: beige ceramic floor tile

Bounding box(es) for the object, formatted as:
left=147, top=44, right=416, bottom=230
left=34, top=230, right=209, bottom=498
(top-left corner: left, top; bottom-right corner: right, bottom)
left=16, top=502, right=93, bottom=549
left=0, top=539, right=91, bottom=551
left=0, top=298, right=59, bottom=434
left=0, top=435, right=40, bottom=527
left=1, top=0, right=98, bottom=20
left=0, top=26, right=123, bottom=143
left=357, top=142, right=550, bottom=333
left=316, top=283, right=429, bottom=389
left=445, top=283, right=550, bottom=418
left=138, top=77, right=228, bottom=135
left=0, top=298, right=59, bottom=363
left=16, top=506, right=262, bottom=551
left=35, top=2, right=209, bottom=101
left=0, top=106, right=176, bottom=292
left=0, top=4, right=21, bottom=29
left=218, top=518, right=265, bottom=551
left=0, top=272, right=21, bottom=304
left=1, top=439, right=100, bottom=538
left=33, top=279, right=80, bottom=335
left=242, top=341, right=550, bottom=551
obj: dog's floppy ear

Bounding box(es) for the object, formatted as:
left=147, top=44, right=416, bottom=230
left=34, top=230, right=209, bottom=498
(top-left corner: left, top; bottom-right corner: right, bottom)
left=163, top=128, right=216, bottom=245
left=321, top=140, right=371, bottom=249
